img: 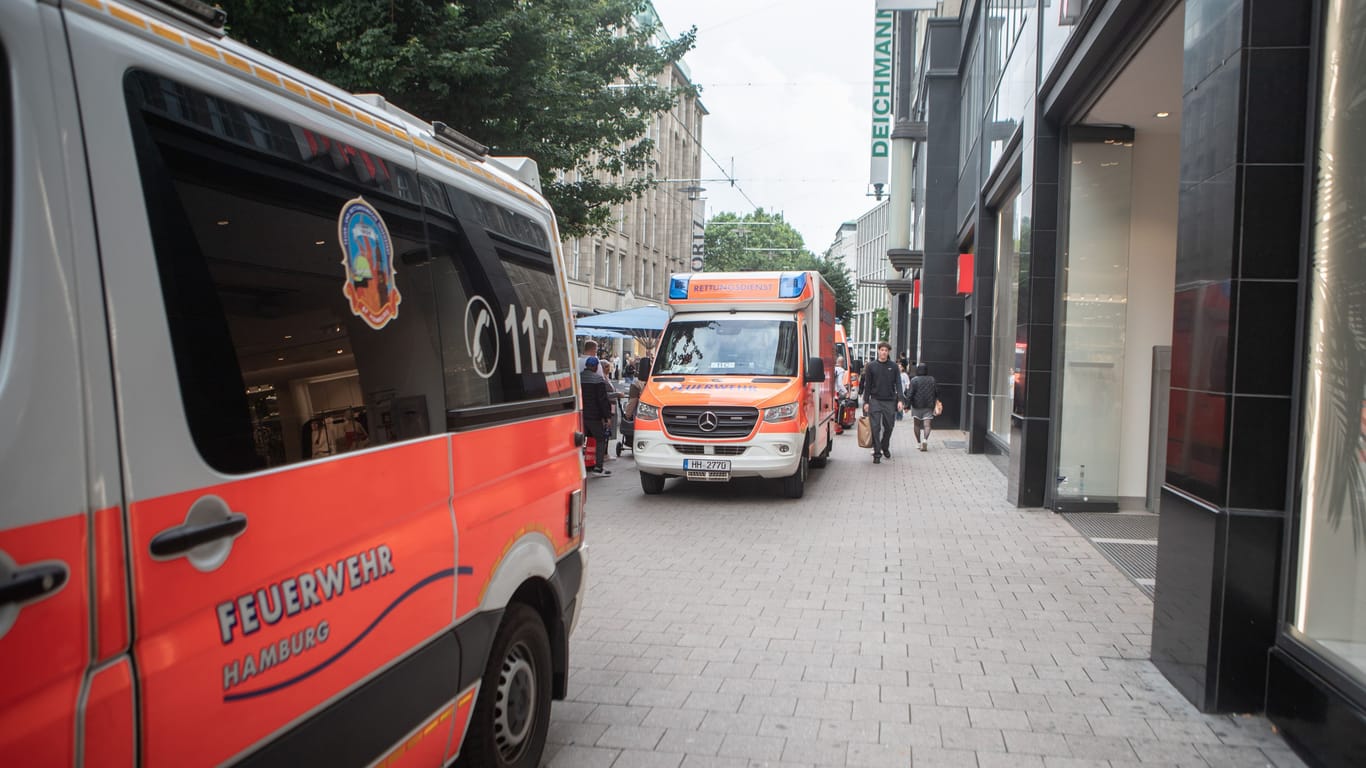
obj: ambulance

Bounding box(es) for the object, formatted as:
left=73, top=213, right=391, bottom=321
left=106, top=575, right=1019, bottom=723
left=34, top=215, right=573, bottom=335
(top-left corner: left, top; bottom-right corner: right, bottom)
left=0, top=1, right=587, bottom=766
left=632, top=271, right=836, bottom=498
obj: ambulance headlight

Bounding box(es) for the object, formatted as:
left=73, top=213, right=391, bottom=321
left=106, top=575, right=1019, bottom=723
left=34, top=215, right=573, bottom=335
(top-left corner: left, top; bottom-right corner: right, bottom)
left=763, top=402, right=799, bottom=423
left=636, top=402, right=659, bottom=421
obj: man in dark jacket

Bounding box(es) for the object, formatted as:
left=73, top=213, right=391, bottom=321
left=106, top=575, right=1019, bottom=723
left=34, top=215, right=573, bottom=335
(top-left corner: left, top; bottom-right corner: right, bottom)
left=580, top=356, right=613, bottom=475
left=859, top=341, right=904, bottom=463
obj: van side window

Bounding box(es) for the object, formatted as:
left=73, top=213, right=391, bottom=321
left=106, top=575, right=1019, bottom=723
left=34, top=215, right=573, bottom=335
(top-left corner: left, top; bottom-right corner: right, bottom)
left=124, top=70, right=444, bottom=473
left=423, top=181, right=575, bottom=428
left=0, top=44, right=10, bottom=343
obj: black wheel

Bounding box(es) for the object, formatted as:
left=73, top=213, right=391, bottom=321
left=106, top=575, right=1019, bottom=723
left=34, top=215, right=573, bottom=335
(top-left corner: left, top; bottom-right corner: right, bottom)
left=459, top=604, right=552, bottom=768
left=810, top=428, right=831, bottom=468
left=640, top=472, right=665, bottom=495
left=615, top=441, right=624, bottom=457
left=781, top=450, right=808, bottom=499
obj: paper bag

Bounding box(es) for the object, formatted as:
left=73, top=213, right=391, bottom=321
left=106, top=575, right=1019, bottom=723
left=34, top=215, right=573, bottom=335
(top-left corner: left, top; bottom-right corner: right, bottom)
left=856, top=416, right=873, bottom=449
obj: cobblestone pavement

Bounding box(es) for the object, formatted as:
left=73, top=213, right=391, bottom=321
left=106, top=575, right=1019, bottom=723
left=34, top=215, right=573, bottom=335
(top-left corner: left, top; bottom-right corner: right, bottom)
left=543, top=423, right=1306, bottom=768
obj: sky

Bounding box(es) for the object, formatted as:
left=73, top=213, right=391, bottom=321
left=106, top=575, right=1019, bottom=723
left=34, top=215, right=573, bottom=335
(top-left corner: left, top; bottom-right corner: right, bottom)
left=649, top=0, right=882, bottom=254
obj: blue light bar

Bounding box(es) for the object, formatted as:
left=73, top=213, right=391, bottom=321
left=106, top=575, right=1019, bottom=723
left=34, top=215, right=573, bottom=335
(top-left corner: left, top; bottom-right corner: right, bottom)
left=669, top=276, right=691, bottom=300
left=778, top=272, right=808, bottom=298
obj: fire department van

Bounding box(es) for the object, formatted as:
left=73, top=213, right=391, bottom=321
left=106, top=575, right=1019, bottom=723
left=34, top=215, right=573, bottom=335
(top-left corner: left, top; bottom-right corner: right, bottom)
left=0, top=1, right=587, bottom=766
left=632, top=271, right=836, bottom=498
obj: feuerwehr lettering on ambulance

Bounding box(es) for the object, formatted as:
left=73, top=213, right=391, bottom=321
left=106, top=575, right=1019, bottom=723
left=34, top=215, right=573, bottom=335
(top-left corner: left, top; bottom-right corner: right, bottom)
left=217, top=545, right=395, bottom=693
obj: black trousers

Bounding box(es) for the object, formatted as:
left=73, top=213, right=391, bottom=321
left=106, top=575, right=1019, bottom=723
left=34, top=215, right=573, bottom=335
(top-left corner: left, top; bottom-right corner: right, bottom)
left=869, top=398, right=897, bottom=456
left=584, top=418, right=608, bottom=468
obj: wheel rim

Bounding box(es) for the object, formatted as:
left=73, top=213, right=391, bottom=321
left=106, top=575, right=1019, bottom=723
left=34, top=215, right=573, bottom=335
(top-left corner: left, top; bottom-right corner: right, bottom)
left=493, top=640, right=537, bottom=762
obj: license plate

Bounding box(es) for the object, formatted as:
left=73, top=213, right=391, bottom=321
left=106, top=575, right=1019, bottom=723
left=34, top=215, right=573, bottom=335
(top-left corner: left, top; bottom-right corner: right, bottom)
left=684, top=459, right=730, bottom=472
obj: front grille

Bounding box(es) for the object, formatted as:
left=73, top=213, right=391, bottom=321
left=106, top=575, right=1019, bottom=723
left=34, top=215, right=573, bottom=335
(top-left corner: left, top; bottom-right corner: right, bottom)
left=671, top=444, right=705, bottom=455
left=661, top=406, right=759, bottom=439
left=713, top=445, right=748, bottom=456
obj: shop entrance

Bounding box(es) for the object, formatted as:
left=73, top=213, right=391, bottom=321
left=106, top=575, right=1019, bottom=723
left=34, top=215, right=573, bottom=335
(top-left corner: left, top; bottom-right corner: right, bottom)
left=1052, top=4, right=1183, bottom=512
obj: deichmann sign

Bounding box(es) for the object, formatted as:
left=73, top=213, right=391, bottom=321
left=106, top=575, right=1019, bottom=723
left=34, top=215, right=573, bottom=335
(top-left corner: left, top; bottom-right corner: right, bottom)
left=869, top=9, right=894, bottom=188
left=869, top=1, right=938, bottom=190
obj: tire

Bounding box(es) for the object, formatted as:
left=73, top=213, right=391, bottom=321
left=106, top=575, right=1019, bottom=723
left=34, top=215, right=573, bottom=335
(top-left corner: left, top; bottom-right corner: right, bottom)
left=781, top=450, right=808, bottom=499
left=458, top=604, right=553, bottom=768
left=615, top=441, right=624, bottom=457
left=640, top=472, right=665, bottom=495
left=810, top=428, right=831, bottom=469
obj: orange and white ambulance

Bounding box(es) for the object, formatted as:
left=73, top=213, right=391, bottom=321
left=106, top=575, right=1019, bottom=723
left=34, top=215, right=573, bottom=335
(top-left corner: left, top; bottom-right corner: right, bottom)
left=0, top=1, right=587, bottom=766
left=631, top=271, right=836, bottom=498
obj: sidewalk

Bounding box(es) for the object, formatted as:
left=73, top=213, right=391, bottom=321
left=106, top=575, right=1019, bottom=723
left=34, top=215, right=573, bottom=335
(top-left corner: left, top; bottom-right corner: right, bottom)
left=546, top=421, right=1304, bottom=767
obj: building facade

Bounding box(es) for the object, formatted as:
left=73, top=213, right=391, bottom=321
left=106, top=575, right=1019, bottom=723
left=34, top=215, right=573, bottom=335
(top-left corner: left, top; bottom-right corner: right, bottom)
left=879, top=0, right=1364, bottom=763
left=852, top=201, right=891, bottom=364
left=564, top=7, right=706, bottom=316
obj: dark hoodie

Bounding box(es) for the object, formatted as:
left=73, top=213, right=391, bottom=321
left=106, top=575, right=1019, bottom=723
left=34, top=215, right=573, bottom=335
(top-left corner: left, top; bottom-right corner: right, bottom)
left=580, top=366, right=613, bottom=420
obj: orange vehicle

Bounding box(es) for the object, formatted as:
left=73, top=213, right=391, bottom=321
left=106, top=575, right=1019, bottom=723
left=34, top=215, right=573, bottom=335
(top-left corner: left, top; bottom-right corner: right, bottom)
left=0, top=2, right=586, bottom=766
left=833, top=323, right=858, bottom=431
left=632, top=271, right=836, bottom=498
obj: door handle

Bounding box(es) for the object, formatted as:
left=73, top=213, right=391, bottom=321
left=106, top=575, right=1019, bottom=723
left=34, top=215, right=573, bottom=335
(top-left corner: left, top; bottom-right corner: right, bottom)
left=0, top=562, right=69, bottom=607
left=150, top=513, right=248, bottom=558
left=573, top=431, right=586, bottom=447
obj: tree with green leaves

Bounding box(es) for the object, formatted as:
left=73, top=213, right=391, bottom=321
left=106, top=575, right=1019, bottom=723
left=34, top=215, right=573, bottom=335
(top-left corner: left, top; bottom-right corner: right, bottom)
left=220, top=0, right=695, bottom=238
left=701, top=210, right=857, bottom=320
left=872, top=308, right=889, bottom=342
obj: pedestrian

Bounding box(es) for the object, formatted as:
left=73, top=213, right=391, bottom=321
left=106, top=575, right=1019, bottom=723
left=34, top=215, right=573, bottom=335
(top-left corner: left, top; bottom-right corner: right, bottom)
left=625, top=356, right=651, bottom=419
left=896, top=361, right=910, bottom=421
left=580, top=356, right=613, bottom=476
left=908, top=362, right=939, bottom=451
left=859, top=341, right=903, bottom=463
left=833, top=355, right=848, bottom=434
left=577, top=339, right=598, bottom=373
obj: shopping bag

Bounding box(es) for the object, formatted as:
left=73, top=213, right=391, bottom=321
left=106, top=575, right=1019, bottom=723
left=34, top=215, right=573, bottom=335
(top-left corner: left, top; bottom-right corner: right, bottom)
left=934, top=399, right=943, bottom=416
left=856, top=416, right=873, bottom=449
left=583, top=437, right=597, bottom=469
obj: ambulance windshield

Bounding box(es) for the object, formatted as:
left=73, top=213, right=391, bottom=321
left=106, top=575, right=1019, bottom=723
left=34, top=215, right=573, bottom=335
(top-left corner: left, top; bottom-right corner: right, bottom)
left=654, top=319, right=799, bottom=376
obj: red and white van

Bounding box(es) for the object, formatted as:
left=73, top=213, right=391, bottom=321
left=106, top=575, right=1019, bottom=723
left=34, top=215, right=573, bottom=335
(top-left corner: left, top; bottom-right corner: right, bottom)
left=0, top=2, right=586, bottom=765
left=632, top=271, right=836, bottom=498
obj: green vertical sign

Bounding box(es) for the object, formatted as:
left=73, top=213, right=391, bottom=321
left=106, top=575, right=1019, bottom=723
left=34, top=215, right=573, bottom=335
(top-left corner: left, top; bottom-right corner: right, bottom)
left=870, top=9, right=894, bottom=188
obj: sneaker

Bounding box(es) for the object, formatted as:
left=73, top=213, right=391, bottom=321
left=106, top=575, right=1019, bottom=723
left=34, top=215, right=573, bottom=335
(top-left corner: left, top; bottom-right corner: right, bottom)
left=883, top=449, right=892, bottom=459
left=873, top=455, right=881, bottom=464
left=919, top=442, right=927, bottom=452
left=590, top=467, right=611, bottom=476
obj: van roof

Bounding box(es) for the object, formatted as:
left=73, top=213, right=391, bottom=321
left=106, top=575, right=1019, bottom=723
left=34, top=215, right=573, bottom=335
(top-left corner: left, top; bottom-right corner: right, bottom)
left=105, top=0, right=549, bottom=211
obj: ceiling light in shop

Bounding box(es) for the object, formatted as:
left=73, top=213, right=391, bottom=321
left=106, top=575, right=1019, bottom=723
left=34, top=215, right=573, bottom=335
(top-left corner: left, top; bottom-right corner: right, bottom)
left=284, top=335, right=293, bottom=340
left=216, top=220, right=230, bottom=226
left=1155, top=111, right=1171, bottom=118
left=336, top=349, right=344, bottom=354
left=315, top=240, right=326, bottom=245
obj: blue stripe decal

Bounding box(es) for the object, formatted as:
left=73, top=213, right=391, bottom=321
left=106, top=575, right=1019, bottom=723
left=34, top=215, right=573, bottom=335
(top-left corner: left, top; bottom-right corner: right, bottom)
left=457, top=566, right=473, bottom=575
left=223, top=568, right=456, bottom=702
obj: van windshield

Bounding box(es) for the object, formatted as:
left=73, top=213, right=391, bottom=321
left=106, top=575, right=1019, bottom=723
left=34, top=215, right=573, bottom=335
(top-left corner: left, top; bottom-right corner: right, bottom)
left=654, top=319, right=799, bottom=377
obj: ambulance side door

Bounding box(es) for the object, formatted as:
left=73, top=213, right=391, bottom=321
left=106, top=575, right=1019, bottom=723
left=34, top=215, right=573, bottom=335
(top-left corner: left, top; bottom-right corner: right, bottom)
left=63, top=5, right=458, bottom=765
left=0, top=3, right=97, bottom=765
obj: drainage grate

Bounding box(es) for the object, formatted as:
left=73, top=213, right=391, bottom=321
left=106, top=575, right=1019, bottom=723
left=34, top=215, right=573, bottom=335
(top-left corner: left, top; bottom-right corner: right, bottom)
left=1062, top=512, right=1160, bottom=599
left=1063, top=512, right=1158, bottom=541
left=941, top=440, right=967, bottom=449
left=1094, top=541, right=1158, bottom=582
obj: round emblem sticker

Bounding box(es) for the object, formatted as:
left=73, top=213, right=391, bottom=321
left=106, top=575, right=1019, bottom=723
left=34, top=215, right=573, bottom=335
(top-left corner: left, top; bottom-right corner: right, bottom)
left=338, top=197, right=402, bottom=330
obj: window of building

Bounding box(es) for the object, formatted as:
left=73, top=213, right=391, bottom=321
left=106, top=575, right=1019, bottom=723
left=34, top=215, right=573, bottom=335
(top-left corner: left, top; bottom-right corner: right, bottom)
left=617, top=253, right=625, bottom=290
left=989, top=186, right=1021, bottom=443
left=572, top=239, right=581, bottom=279
left=606, top=247, right=616, bottom=288
left=594, top=243, right=605, bottom=286
left=1292, top=0, right=1366, bottom=687
left=959, top=36, right=982, bottom=172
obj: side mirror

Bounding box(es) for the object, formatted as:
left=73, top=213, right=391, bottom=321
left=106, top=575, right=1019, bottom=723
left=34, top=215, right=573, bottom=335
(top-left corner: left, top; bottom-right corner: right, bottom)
left=804, top=356, right=825, bottom=384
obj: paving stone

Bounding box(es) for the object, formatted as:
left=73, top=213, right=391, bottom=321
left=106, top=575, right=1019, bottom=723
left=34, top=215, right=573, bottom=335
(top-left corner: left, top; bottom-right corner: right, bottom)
left=545, top=433, right=1299, bottom=767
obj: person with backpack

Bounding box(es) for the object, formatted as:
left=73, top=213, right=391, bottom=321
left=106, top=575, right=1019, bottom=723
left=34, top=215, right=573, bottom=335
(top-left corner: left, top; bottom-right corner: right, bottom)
left=907, top=363, right=939, bottom=451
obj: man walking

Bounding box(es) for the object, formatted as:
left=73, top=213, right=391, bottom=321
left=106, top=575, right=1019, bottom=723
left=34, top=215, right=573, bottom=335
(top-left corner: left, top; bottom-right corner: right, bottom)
left=860, top=341, right=904, bottom=463
left=580, top=356, right=613, bottom=476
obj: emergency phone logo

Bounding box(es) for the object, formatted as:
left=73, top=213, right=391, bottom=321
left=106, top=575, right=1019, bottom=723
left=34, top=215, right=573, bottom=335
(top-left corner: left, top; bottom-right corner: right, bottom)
left=339, top=197, right=402, bottom=330
left=464, top=295, right=500, bottom=379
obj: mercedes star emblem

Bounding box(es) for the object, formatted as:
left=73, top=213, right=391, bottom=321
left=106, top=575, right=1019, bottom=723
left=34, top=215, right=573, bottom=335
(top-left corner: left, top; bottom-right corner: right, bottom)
left=697, top=411, right=719, bottom=432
